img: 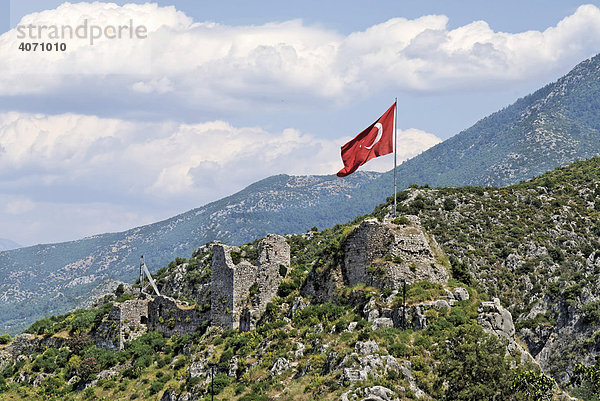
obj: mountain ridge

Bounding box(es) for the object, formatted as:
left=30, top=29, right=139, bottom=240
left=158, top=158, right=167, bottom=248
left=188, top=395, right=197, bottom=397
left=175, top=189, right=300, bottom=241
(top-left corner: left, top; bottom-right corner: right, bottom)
left=2, top=52, right=600, bottom=334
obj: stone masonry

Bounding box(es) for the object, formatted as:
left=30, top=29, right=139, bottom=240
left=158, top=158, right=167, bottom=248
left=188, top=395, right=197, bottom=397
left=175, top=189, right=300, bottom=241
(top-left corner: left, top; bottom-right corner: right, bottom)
left=147, top=295, right=206, bottom=338
left=343, top=217, right=448, bottom=289
left=95, top=295, right=207, bottom=350
left=211, top=234, right=290, bottom=331
left=94, top=233, right=290, bottom=350
left=95, top=299, right=149, bottom=351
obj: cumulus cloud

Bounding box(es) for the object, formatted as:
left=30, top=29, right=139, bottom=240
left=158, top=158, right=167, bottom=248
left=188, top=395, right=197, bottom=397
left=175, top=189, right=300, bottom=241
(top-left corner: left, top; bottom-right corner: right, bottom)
left=1, top=3, right=600, bottom=112
left=0, top=111, right=440, bottom=243
left=355, top=128, right=442, bottom=173
left=3, top=195, right=35, bottom=215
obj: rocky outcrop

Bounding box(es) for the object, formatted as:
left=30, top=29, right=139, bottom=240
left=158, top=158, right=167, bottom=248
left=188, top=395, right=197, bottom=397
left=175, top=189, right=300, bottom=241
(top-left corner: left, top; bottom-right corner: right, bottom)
left=211, top=234, right=290, bottom=330
left=303, top=217, right=449, bottom=300
left=478, top=298, right=535, bottom=364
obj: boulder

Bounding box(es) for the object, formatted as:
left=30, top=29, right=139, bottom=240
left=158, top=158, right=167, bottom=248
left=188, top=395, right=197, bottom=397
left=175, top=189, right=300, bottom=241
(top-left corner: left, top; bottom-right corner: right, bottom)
left=270, top=357, right=290, bottom=377
left=355, top=340, right=379, bottom=355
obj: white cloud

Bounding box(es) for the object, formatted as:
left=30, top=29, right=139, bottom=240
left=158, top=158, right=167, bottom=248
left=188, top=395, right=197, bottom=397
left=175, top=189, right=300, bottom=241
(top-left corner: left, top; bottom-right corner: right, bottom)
left=3, top=195, right=35, bottom=215
left=355, top=128, right=443, bottom=173
left=0, top=111, right=440, bottom=244
left=1, top=3, right=599, bottom=111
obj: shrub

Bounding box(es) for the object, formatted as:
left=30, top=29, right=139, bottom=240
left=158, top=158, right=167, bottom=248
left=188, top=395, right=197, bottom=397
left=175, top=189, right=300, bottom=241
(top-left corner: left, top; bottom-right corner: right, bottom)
left=443, top=198, right=456, bottom=211
left=212, top=374, right=232, bottom=394
left=230, top=251, right=242, bottom=265
left=0, top=334, right=11, bottom=345
left=582, top=301, right=600, bottom=325
left=392, top=216, right=409, bottom=225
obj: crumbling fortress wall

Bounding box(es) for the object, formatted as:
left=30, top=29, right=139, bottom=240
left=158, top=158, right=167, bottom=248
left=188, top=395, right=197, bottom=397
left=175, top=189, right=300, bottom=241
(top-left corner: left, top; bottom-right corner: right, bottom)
left=147, top=295, right=206, bottom=338
left=211, top=234, right=290, bottom=331
left=95, top=299, right=149, bottom=351
left=343, top=217, right=448, bottom=288
left=95, top=234, right=290, bottom=349
left=303, top=216, right=448, bottom=300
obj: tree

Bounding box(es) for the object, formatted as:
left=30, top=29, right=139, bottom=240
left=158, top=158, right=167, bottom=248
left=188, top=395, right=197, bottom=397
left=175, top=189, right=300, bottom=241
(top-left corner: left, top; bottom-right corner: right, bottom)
left=511, top=370, right=555, bottom=401
left=435, top=324, right=514, bottom=400
left=569, top=360, right=600, bottom=398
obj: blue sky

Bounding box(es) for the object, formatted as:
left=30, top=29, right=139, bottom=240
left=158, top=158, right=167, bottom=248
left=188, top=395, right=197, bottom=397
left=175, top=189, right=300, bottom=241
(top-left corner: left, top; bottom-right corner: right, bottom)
left=1, top=1, right=600, bottom=246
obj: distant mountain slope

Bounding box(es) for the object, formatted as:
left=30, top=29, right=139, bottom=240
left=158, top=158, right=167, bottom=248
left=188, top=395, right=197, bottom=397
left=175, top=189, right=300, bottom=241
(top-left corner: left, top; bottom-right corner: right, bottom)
left=367, top=53, right=600, bottom=190
left=3, top=52, right=600, bottom=335
left=0, top=239, right=21, bottom=252
left=0, top=172, right=382, bottom=334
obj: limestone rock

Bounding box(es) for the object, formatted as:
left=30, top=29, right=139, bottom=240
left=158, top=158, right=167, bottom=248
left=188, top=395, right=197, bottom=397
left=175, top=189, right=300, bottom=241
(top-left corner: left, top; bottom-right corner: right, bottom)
left=381, top=355, right=400, bottom=373
left=342, top=368, right=368, bottom=384
left=355, top=340, right=379, bottom=355
left=32, top=372, right=49, bottom=387
left=372, top=317, right=393, bottom=330
left=400, top=361, right=426, bottom=398
left=358, top=354, right=384, bottom=376
left=506, top=253, right=523, bottom=270
left=294, top=342, right=305, bottom=359
left=453, top=287, right=469, bottom=301
left=271, top=357, right=290, bottom=377
left=8, top=333, right=39, bottom=356
left=361, top=386, right=399, bottom=401
left=478, top=298, right=536, bottom=364
left=160, top=391, right=178, bottom=401
left=288, top=297, right=308, bottom=317
left=188, top=359, right=208, bottom=379
left=478, top=298, right=515, bottom=338
left=0, top=351, right=11, bottom=371
left=228, top=356, right=239, bottom=377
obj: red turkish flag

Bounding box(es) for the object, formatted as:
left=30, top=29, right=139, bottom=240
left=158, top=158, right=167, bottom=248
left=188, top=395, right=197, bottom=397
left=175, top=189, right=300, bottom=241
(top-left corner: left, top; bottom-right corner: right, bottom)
left=337, top=102, right=395, bottom=177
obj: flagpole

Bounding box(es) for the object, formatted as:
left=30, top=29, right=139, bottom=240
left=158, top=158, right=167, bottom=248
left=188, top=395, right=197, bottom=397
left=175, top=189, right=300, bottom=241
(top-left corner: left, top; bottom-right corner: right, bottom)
left=393, top=98, right=398, bottom=218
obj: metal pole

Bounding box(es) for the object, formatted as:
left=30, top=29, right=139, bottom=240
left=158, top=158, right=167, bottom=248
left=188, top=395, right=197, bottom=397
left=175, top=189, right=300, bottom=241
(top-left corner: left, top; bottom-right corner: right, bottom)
left=207, top=362, right=216, bottom=401
left=402, top=279, right=406, bottom=330
left=139, top=255, right=144, bottom=297
left=394, top=98, right=398, bottom=218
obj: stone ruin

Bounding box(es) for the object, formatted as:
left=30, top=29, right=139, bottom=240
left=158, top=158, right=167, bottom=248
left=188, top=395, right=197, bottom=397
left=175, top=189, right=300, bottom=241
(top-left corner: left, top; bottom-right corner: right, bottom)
left=303, top=216, right=449, bottom=300
left=211, top=234, right=290, bottom=331
left=343, top=217, right=448, bottom=288
left=95, top=295, right=207, bottom=351
left=95, top=234, right=290, bottom=350
left=95, top=299, right=149, bottom=351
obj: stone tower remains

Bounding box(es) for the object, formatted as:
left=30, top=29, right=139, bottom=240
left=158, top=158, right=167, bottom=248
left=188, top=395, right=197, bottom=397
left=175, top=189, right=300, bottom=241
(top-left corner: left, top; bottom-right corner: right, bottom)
left=211, top=234, right=290, bottom=331
left=343, top=217, right=449, bottom=288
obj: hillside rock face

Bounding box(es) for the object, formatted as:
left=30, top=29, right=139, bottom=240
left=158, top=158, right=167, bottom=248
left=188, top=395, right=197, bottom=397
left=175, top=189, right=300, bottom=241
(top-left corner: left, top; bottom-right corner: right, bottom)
left=478, top=298, right=535, bottom=364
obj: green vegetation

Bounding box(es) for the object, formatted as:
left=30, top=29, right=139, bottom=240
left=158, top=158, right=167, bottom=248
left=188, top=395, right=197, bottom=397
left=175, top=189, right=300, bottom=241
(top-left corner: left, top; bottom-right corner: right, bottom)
left=5, top=155, right=600, bottom=399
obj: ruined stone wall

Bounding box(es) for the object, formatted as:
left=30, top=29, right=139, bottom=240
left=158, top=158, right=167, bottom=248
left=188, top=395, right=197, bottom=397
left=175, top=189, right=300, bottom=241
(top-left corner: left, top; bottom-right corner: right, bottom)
left=343, top=217, right=448, bottom=290
left=95, top=299, right=149, bottom=351
left=231, top=261, right=259, bottom=329
left=147, top=295, right=207, bottom=337
left=211, top=244, right=260, bottom=330
left=211, top=234, right=290, bottom=330
left=253, top=234, right=290, bottom=318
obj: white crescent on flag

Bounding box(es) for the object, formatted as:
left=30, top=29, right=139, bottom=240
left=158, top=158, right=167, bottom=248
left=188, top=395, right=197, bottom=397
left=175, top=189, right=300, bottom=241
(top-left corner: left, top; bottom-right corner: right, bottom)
left=365, top=122, right=383, bottom=150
